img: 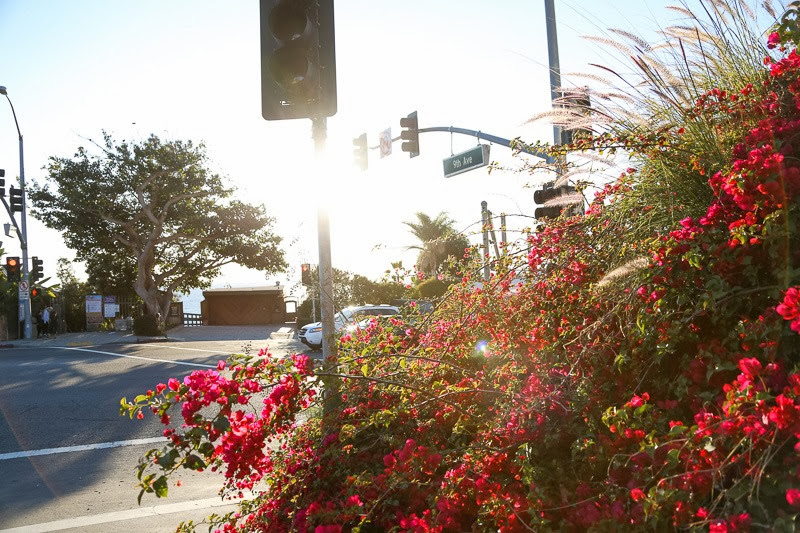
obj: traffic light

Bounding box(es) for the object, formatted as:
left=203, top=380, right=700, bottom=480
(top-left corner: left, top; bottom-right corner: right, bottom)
left=400, top=111, right=419, bottom=158
left=31, top=256, right=43, bottom=283
left=353, top=133, right=367, bottom=171
left=260, top=0, right=337, bottom=120
left=301, top=263, right=311, bottom=285
left=9, top=186, right=22, bottom=213
left=5, top=256, right=20, bottom=282
left=31, top=287, right=38, bottom=298
left=0, top=168, right=5, bottom=197
left=560, top=92, right=592, bottom=146
left=534, top=182, right=579, bottom=219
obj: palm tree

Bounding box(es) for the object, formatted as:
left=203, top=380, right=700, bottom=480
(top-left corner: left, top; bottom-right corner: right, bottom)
left=403, top=211, right=469, bottom=276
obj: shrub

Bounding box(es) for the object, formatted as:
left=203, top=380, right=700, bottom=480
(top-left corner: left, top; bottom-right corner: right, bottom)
left=133, top=314, right=162, bottom=336
left=122, top=4, right=800, bottom=531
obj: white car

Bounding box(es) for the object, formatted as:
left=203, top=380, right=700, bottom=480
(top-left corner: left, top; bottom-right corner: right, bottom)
left=298, top=304, right=400, bottom=350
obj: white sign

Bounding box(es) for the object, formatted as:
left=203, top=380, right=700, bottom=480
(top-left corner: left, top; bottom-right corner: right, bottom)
left=379, top=128, right=392, bottom=158
left=18, top=281, right=28, bottom=291
left=86, top=295, right=102, bottom=313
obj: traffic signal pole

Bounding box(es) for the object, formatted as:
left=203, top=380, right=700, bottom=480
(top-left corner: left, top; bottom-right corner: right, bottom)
left=312, top=117, right=339, bottom=420
left=544, top=0, right=563, bottom=150
left=0, top=87, right=31, bottom=339
left=384, top=125, right=554, bottom=164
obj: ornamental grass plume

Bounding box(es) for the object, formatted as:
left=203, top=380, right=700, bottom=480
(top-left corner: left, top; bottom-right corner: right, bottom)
left=124, top=2, right=800, bottom=531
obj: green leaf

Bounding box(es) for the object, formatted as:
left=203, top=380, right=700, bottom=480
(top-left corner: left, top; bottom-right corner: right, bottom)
left=213, top=416, right=231, bottom=433
left=668, top=424, right=688, bottom=436
left=153, top=475, right=169, bottom=498
left=667, top=448, right=680, bottom=466
left=361, top=364, right=369, bottom=376
left=184, top=454, right=206, bottom=471
left=199, top=442, right=215, bottom=457
left=134, top=394, right=148, bottom=403
left=156, top=449, right=180, bottom=469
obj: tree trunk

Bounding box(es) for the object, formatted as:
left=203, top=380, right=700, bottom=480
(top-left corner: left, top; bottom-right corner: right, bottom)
left=134, top=244, right=169, bottom=333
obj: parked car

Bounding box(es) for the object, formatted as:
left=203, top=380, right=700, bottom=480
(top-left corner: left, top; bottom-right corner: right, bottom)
left=298, top=304, right=400, bottom=350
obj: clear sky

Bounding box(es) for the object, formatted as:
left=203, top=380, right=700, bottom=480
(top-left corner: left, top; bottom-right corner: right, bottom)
left=0, top=1, right=778, bottom=300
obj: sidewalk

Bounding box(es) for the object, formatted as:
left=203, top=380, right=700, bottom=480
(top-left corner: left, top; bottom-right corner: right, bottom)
left=1, top=324, right=298, bottom=349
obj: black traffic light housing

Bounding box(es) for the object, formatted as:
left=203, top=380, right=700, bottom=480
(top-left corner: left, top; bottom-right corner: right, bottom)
left=353, top=133, right=368, bottom=171
left=400, top=111, right=419, bottom=158
left=0, top=168, right=5, bottom=197
left=5, top=256, right=20, bottom=282
left=534, top=182, right=577, bottom=219
left=301, top=263, right=311, bottom=285
left=9, top=185, right=22, bottom=213
left=260, top=0, right=337, bottom=120
left=31, top=256, right=43, bottom=283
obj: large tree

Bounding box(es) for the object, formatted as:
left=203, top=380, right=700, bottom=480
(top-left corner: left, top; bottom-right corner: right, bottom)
left=403, top=211, right=469, bottom=276
left=29, top=134, right=286, bottom=330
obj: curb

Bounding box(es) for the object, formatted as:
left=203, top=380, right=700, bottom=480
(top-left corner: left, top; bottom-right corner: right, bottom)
left=135, top=336, right=174, bottom=344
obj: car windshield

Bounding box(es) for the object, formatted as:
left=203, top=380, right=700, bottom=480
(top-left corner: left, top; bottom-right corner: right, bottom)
left=337, top=307, right=398, bottom=323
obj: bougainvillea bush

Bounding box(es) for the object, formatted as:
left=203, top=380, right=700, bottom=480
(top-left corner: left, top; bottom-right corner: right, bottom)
left=123, top=5, right=800, bottom=532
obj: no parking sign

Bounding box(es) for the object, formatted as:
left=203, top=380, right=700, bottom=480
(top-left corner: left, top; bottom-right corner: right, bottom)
left=379, top=128, right=392, bottom=158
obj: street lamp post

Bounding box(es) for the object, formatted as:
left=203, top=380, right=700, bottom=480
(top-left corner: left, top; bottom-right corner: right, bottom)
left=0, top=86, right=32, bottom=340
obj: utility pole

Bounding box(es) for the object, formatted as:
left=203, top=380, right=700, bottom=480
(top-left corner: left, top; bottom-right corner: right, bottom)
left=481, top=201, right=490, bottom=282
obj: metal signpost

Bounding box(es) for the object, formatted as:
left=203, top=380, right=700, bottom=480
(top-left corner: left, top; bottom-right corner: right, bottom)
left=442, top=144, right=490, bottom=178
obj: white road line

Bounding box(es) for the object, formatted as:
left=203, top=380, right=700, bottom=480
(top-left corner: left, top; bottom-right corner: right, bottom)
left=0, top=437, right=167, bottom=461
left=156, top=345, right=240, bottom=354
left=0, top=496, right=244, bottom=532
left=61, top=346, right=216, bottom=368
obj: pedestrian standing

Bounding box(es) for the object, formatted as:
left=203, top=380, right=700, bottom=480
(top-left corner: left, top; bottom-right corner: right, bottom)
left=41, top=307, right=50, bottom=338
left=49, top=308, right=58, bottom=337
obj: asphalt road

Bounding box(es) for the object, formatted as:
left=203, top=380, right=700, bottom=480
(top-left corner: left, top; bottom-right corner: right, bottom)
left=0, top=329, right=308, bottom=532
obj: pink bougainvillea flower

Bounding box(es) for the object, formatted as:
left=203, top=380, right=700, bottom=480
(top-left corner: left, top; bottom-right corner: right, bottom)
left=777, top=287, right=800, bottom=332
left=787, top=488, right=800, bottom=508
left=630, top=488, right=646, bottom=501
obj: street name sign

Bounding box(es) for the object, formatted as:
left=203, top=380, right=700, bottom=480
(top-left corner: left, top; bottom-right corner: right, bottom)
left=443, top=144, right=490, bottom=178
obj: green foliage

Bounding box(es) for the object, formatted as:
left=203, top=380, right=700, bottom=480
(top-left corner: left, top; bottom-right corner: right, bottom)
left=56, top=258, right=88, bottom=332
left=413, top=276, right=449, bottom=299
left=404, top=211, right=470, bottom=276
left=85, top=253, right=138, bottom=299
